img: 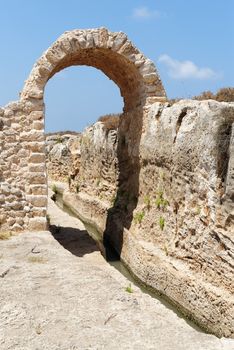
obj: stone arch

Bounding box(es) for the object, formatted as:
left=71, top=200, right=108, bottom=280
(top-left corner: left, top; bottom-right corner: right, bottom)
left=20, top=28, right=166, bottom=110
left=1, top=27, right=166, bottom=232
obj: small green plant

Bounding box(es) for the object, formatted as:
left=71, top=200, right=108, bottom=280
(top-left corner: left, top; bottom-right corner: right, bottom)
left=195, top=206, right=201, bottom=215
left=134, top=211, right=145, bottom=224
left=125, top=283, right=133, bottom=293
left=76, top=184, right=80, bottom=193
left=52, top=184, right=58, bottom=194
left=110, top=194, right=116, bottom=206
left=0, top=231, right=11, bottom=240
left=159, top=216, right=165, bottom=231
left=55, top=136, right=63, bottom=144
left=155, top=191, right=169, bottom=210
left=96, top=178, right=100, bottom=186
left=163, top=244, right=169, bottom=256
left=144, top=195, right=151, bottom=210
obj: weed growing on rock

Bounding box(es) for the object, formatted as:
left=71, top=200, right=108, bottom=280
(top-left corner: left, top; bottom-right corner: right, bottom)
left=159, top=216, right=165, bottom=231
left=155, top=192, right=169, bottom=210
left=125, top=283, right=133, bottom=293
left=110, top=194, right=116, bottom=206
left=52, top=184, right=58, bottom=194
left=195, top=206, right=201, bottom=215
left=144, top=195, right=151, bottom=210
left=163, top=244, right=169, bottom=256
left=134, top=211, right=145, bottom=224
left=55, top=136, right=63, bottom=144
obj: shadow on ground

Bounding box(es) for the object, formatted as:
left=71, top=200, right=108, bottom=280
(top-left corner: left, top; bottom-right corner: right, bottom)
left=50, top=224, right=98, bottom=257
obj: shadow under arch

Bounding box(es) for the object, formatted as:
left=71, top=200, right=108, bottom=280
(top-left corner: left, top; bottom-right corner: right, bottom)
left=20, top=27, right=166, bottom=250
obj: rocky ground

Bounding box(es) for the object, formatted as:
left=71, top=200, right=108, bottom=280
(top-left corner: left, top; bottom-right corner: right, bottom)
left=0, top=197, right=233, bottom=350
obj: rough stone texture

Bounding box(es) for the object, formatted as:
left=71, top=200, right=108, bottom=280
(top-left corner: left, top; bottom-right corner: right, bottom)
left=46, top=132, right=81, bottom=182
left=46, top=99, right=234, bottom=338
left=0, top=197, right=233, bottom=350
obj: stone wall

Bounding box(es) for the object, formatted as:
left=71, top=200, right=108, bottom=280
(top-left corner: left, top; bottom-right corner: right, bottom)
left=46, top=100, right=234, bottom=338
left=0, top=101, right=47, bottom=232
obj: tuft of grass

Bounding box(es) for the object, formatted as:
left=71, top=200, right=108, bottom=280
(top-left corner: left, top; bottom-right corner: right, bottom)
left=125, top=283, right=133, bottom=293
left=195, top=206, right=201, bottom=215
left=110, top=194, right=116, bottom=206
left=0, top=232, right=12, bottom=240
left=28, top=256, right=47, bottom=264
left=52, top=184, right=58, bottom=194
left=163, top=244, right=169, bottom=256
left=134, top=211, right=145, bottom=224
left=159, top=216, right=165, bottom=231
left=143, top=195, right=151, bottom=210
left=155, top=191, right=169, bottom=210
left=55, top=136, right=63, bottom=144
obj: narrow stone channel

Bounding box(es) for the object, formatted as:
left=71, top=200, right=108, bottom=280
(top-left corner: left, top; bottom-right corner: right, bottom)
left=1, top=193, right=232, bottom=349
left=52, top=193, right=213, bottom=333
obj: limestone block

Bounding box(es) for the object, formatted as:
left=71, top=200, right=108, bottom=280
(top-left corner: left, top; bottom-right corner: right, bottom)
left=112, top=32, right=128, bottom=51
left=26, top=195, right=47, bottom=207
left=29, top=184, right=47, bottom=195
left=20, top=130, right=44, bottom=142
left=32, top=121, right=44, bottom=130
left=25, top=142, right=45, bottom=153
left=29, top=111, right=44, bottom=121
left=28, top=217, right=47, bottom=231
left=12, top=223, right=24, bottom=232
left=29, top=164, right=45, bottom=173
left=26, top=173, right=46, bottom=185
left=29, top=153, right=45, bottom=163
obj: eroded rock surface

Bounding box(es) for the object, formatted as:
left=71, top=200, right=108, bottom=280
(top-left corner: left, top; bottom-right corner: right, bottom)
left=47, top=99, right=234, bottom=338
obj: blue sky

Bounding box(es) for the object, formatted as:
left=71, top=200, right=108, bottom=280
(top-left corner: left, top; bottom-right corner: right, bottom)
left=0, top=0, right=233, bottom=132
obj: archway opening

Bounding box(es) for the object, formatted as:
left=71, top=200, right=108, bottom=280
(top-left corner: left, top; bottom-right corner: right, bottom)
left=44, top=63, right=124, bottom=203
left=42, top=58, right=143, bottom=257
left=44, top=65, right=124, bottom=133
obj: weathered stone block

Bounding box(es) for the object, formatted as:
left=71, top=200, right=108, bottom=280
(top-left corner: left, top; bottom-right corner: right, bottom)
left=28, top=217, right=47, bottom=231
left=26, top=195, right=47, bottom=207
left=29, top=153, right=45, bottom=163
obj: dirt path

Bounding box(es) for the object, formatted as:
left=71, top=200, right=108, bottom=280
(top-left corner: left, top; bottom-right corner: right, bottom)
left=0, top=198, right=233, bottom=350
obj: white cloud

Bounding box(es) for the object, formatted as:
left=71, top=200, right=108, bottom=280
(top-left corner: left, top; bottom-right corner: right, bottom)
left=158, top=54, right=219, bottom=80
left=132, top=6, right=160, bottom=20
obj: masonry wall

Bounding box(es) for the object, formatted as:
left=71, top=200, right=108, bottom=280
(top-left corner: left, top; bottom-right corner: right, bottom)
left=0, top=100, right=47, bottom=232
